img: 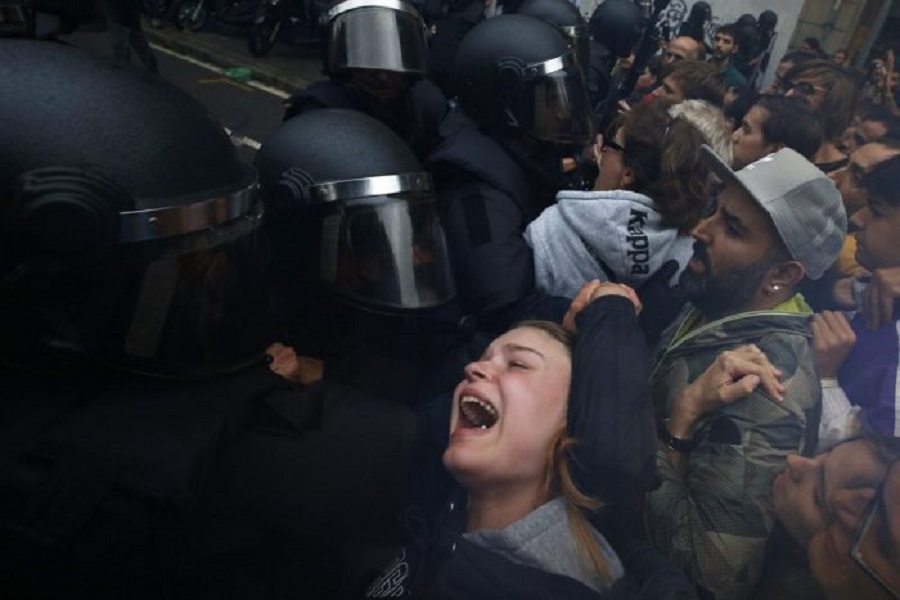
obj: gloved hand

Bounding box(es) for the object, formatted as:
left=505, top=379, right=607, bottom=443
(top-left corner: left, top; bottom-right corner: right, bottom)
left=637, top=259, right=686, bottom=346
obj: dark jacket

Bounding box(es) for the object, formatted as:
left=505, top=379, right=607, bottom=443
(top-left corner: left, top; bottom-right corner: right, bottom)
left=427, top=116, right=570, bottom=332
left=646, top=300, right=821, bottom=600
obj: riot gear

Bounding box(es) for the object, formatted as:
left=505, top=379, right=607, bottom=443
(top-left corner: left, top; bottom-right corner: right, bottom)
left=0, top=40, right=267, bottom=379
left=257, top=108, right=455, bottom=315
left=516, top=0, right=589, bottom=76
left=588, top=0, right=642, bottom=59
left=320, top=0, right=430, bottom=76
left=453, top=14, right=593, bottom=144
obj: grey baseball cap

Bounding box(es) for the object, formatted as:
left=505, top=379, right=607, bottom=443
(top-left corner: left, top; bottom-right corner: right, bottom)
left=700, top=145, right=847, bottom=280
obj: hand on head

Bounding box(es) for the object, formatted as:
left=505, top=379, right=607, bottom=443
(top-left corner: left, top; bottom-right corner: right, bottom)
left=562, top=280, right=642, bottom=333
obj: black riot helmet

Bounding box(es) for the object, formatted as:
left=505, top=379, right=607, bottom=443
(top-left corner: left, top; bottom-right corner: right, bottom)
left=256, top=108, right=455, bottom=314
left=758, top=10, right=777, bottom=33
left=453, top=14, right=593, bottom=144
left=0, top=40, right=267, bottom=379
left=516, top=0, right=590, bottom=76
left=320, top=0, right=429, bottom=77
left=589, top=0, right=642, bottom=58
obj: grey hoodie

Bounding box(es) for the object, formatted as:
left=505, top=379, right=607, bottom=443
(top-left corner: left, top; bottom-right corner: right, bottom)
left=464, top=497, right=624, bottom=594
left=524, top=190, right=694, bottom=299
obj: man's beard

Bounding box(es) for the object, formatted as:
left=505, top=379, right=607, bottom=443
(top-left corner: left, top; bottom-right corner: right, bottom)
left=680, top=240, right=773, bottom=320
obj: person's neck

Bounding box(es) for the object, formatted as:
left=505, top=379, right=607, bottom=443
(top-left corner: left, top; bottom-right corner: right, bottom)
left=465, top=485, right=543, bottom=533
left=713, top=55, right=730, bottom=68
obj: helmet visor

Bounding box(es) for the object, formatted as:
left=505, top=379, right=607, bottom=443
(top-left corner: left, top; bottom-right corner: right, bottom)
left=518, top=57, right=594, bottom=143
left=326, top=5, right=428, bottom=75
left=319, top=191, right=456, bottom=311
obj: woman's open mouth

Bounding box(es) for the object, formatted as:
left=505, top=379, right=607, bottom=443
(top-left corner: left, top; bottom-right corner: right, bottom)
left=460, top=395, right=498, bottom=429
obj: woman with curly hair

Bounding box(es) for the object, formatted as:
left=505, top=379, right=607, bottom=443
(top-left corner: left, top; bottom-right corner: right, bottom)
left=524, top=97, right=732, bottom=300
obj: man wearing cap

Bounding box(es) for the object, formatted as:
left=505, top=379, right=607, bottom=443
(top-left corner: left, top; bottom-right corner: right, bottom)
left=644, top=147, right=847, bottom=600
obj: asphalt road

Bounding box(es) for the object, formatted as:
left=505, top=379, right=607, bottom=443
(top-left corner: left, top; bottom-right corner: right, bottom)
left=59, top=25, right=316, bottom=158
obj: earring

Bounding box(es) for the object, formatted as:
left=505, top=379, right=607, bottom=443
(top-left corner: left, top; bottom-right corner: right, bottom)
left=771, top=283, right=781, bottom=292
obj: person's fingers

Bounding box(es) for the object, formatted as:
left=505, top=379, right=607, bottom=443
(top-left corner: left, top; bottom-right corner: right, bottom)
left=722, top=350, right=783, bottom=400
left=719, top=373, right=761, bottom=403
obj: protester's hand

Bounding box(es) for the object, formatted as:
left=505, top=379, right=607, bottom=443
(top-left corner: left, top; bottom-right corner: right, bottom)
left=669, top=344, right=784, bottom=437
left=811, top=311, right=857, bottom=378
left=617, top=99, right=632, bottom=114
left=863, top=267, right=900, bottom=330
left=562, top=280, right=642, bottom=333
left=265, top=342, right=324, bottom=385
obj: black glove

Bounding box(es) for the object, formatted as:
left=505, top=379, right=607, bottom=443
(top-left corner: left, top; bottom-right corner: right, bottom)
left=637, top=259, right=686, bottom=347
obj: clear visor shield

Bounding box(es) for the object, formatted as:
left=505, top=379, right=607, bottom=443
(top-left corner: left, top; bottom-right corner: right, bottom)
left=325, top=5, right=429, bottom=75
left=319, top=191, right=456, bottom=311
left=516, top=56, right=594, bottom=144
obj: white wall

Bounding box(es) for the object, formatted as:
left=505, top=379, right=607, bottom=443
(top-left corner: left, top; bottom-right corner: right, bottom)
left=579, top=0, right=807, bottom=88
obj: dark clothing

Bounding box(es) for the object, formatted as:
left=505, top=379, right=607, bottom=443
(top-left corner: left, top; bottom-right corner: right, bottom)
left=100, top=0, right=158, bottom=73
left=283, top=78, right=448, bottom=160
left=427, top=116, right=570, bottom=332
left=0, top=361, right=420, bottom=599
left=569, top=295, right=658, bottom=540
left=588, top=39, right=616, bottom=129
left=422, top=0, right=485, bottom=98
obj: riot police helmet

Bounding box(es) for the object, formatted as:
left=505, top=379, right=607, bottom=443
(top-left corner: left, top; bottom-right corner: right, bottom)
left=516, top=0, right=590, bottom=76
left=320, top=0, right=429, bottom=77
left=452, top=14, right=593, bottom=144
left=255, top=108, right=455, bottom=314
left=0, top=40, right=267, bottom=378
left=758, top=10, right=777, bottom=32
left=588, top=0, right=642, bottom=59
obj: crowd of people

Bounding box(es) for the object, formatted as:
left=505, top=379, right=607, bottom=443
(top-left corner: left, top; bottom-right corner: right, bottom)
left=3, top=0, right=900, bottom=599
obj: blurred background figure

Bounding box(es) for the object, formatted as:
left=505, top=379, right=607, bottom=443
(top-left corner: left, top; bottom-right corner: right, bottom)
left=100, top=0, right=159, bottom=72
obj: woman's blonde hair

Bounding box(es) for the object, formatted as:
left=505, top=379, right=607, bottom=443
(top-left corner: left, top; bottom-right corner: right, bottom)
left=509, top=320, right=612, bottom=584
left=541, top=428, right=612, bottom=584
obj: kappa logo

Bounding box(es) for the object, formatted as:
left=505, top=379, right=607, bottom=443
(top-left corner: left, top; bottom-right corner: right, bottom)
left=366, top=549, right=410, bottom=597
left=626, top=208, right=650, bottom=275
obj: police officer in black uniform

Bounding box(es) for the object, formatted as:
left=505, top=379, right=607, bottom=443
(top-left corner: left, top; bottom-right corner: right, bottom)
left=427, top=14, right=593, bottom=334
left=586, top=0, right=642, bottom=127
left=0, top=42, right=423, bottom=599
left=282, top=0, right=448, bottom=161
left=0, top=38, right=273, bottom=598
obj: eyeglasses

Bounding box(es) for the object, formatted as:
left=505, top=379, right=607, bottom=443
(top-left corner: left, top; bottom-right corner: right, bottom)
left=601, top=136, right=626, bottom=154
left=786, top=80, right=828, bottom=96
left=850, top=471, right=900, bottom=599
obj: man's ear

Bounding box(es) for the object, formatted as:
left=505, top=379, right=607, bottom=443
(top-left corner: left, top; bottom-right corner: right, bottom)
left=620, top=166, right=635, bottom=188
left=769, top=260, right=806, bottom=291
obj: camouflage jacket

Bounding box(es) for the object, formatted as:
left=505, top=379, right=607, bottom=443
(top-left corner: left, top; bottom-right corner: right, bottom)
left=644, top=301, right=821, bottom=600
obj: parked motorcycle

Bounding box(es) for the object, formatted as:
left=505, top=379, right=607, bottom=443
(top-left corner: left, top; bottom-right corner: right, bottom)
left=172, top=0, right=258, bottom=32
left=247, top=0, right=322, bottom=57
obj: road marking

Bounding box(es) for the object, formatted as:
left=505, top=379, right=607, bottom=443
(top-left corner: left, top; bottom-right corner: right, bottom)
left=197, top=77, right=257, bottom=91
left=224, top=128, right=262, bottom=151
left=150, top=42, right=290, bottom=99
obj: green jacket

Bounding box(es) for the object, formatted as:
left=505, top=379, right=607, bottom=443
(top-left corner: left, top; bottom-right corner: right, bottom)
left=645, top=301, right=821, bottom=600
